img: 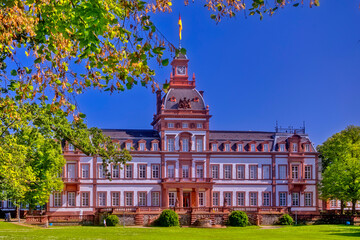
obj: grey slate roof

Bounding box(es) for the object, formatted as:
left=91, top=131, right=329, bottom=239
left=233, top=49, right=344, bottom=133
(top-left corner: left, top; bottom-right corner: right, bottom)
left=164, top=88, right=206, bottom=110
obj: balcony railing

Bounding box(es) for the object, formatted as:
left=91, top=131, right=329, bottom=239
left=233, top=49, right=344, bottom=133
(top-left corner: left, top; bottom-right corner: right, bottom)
left=288, top=178, right=306, bottom=184
left=62, top=178, right=79, bottom=183
left=161, top=178, right=213, bottom=183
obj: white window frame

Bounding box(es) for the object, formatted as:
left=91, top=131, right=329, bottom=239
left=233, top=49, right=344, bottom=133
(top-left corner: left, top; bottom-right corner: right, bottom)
left=292, top=192, right=300, bottom=206
left=112, top=192, right=120, bottom=206
left=68, top=192, right=75, bottom=207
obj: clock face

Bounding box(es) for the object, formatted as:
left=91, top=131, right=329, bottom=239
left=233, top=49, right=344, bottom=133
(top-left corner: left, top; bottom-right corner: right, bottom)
left=177, top=66, right=186, bottom=75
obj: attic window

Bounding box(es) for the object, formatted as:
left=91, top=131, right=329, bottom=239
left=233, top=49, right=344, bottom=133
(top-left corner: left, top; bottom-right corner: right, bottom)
left=250, top=144, right=256, bottom=152
left=139, top=143, right=145, bottom=151
left=126, top=143, right=132, bottom=150
left=237, top=144, right=243, bottom=152
left=225, top=144, right=230, bottom=152
left=263, top=144, right=269, bottom=152
left=170, top=96, right=176, bottom=102
left=193, top=97, right=199, bottom=102
left=279, top=144, right=285, bottom=152
left=305, top=144, right=310, bottom=152
left=292, top=143, right=298, bottom=152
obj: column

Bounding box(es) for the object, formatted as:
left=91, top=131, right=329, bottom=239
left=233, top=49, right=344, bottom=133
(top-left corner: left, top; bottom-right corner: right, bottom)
left=179, top=189, right=183, bottom=208
left=195, top=188, right=199, bottom=208
left=163, top=188, right=169, bottom=208
left=209, top=188, right=213, bottom=207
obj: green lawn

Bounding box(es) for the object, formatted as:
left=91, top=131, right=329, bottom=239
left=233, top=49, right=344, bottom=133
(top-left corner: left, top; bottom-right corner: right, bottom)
left=0, top=222, right=360, bottom=240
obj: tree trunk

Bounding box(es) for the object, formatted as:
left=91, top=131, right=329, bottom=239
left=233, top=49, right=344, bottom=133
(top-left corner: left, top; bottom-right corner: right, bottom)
left=340, top=200, right=345, bottom=215
left=352, top=199, right=357, bottom=216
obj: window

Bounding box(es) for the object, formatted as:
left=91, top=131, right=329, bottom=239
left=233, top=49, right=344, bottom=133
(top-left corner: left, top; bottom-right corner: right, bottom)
left=225, top=144, right=230, bottom=152
left=293, top=143, right=298, bottom=152
left=82, top=165, right=89, bottom=178
left=139, top=142, right=145, bottom=151
left=263, top=144, right=269, bottom=152
left=199, top=192, right=205, bottom=206
left=237, top=192, right=245, bottom=206
left=197, top=123, right=203, bottom=129
left=249, top=165, right=258, bottom=179
left=98, top=165, right=106, bottom=179
left=138, top=192, right=147, bottom=206
left=125, top=165, right=133, bottom=179
left=168, top=138, right=175, bottom=152
left=250, top=144, right=256, bottom=152
left=68, top=143, right=74, bottom=151
left=213, top=192, right=219, bottom=206
left=224, top=165, right=232, bottom=179
left=152, top=164, right=160, bottom=179
left=330, top=200, right=337, bottom=207
left=236, top=165, right=245, bottom=179
left=292, top=192, right=299, bottom=206
left=263, top=192, right=271, bottom=206
left=237, top=143, right=243, bottom=152
left=212, top=165, right=219, bottom=179
left=7, top=201, right=14, bottom=208
left=291, top=165, right=299, bottom=179
left=82, top=192, right=89, bottom=207
left=305, top=165, right=312, bottom=179
left=212, top=143, right=218, bottom=151
left=224, top=192, right=232, bottom=206
left=138, top=165, right=147, bottom=179
left=112, top=165, right=119, bottom=178
left=279, top=192, right=287, bottom=206
left=182, top=138, right=189, bottom=152
left=279, top=144, right=285, bottom=152
left=125, top=192, right=133, bottom=206
left=126, top=142, right=132, bottom=150
left=152, top=192, right=160, bottom=206
left=98, top=192, right=106, bottom=206
left=169, top=192, right=176, bottom=207
left=167, top=165, right=175, bottom=178
left=305, top=192, right=312, bottom=206
left=182, top=165, right=189, bottom=178
left=54, top=192, right=61, bottom=207
left=68, top=192, right=75, bottom=207
left=279, top=165, right=287, bottom=179
left=112, top=192, right=120, bottom=206
left=196, top=165, right=204, bottom=178
left=305, top=144, right=310, bottom=152
left=168, top=123, right=174, bottom=128
left=182, top=123, right=188, bottom=128
left=152, top=142, right=158, bottom=151
left=196, top=138, right=203, bottom=152
left=262, top=165, right=271, bottom=179
left=250, top=192, right=258, bottom=206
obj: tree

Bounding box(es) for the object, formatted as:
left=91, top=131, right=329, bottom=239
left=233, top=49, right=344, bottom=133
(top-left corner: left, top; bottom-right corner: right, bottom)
left=318, top=126, right=360, bottom=215
left=0, top=0, right=319, bottom=207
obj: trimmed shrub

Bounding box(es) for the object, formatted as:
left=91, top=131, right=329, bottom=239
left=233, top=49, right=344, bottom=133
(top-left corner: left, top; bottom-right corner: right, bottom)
left=227, top=211, right=248, bottom=227
left=155, top=209, right=179, bottom=227
left=277, top=214, right=294, bottom=225
left=106, top=215, right=119, bottom=226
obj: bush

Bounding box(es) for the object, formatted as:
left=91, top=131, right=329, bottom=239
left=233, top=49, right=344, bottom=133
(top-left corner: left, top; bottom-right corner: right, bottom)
left=227, top=211, right=248, bottom=227
left=155, top=209, right=179, bottom=227
left=106, top=215, right=119, bottom=226
left=277, top=214, right=294, bottom=225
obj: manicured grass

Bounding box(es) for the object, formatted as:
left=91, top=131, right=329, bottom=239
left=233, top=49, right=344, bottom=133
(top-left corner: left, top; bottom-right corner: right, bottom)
left=0, top=222, right=360, bottom=240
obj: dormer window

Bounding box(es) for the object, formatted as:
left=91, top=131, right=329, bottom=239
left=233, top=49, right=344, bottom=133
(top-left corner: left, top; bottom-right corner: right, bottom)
left=197, top=123, right=203, bottom=129
left=305, top=144, right=310, bottom=152
left=212, top=143, right=218, bottom=151
left=225, top=144, right=230, bottom=152
left=152, top=142, right=158, bottom=151
left=182, top=123, right=188, bottom=128
left=250, top=144, right=256, bottom=152
left=126, top=142, right=132, bottom=150
left=168, top=123, right=174, bottom=128
left=292, top=143, right=298, bottom=152
left=139, top=142, right=145, bottom=151
left=237, top=144, right=243, bottom=152
left=68, top=143, right=74, bottom=151
left=279, top=144, right=285, bottom=152
left=263, top=144, right=269, bottom=152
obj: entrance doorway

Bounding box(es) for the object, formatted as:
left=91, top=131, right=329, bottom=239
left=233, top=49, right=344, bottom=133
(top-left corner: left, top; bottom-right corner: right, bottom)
left=183, top=192, right=190, bottom=207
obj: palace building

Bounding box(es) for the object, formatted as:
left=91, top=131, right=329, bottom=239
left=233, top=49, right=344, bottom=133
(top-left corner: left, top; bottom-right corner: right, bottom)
left=1, top=52, right=322, bottom=224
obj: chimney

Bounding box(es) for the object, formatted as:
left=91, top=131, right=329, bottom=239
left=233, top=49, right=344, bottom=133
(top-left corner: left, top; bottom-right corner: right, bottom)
left=156, top=90, right=162, bottom=114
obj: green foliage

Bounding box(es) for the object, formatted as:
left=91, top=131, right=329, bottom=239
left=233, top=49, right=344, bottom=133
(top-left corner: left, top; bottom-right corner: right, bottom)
left=106, top=215, right=119, bottom=226
left=277, top=214, right=294, bottom=225
left=318, top=126, right=360, bottom=214
left=155, top=210, right=179, bottom=227
left=227, top=211, right=248, bottom=227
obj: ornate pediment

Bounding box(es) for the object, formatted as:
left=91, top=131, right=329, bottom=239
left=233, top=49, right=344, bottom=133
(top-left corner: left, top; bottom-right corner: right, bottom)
left=178, top=97, right=191, bottom=109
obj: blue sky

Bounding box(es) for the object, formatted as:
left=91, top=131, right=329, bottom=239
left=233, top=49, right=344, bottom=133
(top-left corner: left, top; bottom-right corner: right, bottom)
left=77, top=0, right=360, bottom=146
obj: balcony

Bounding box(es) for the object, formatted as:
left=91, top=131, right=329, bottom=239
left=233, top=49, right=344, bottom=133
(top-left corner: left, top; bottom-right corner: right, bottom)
left=162, top=178, right=213, bottom=183
left=62, top=178, right=79, bottom=183
left=288, top=178, right=307, bottom=193
left=288, top=178, right=306, bottom=184
left=62, top=178, right=80, bottom=191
